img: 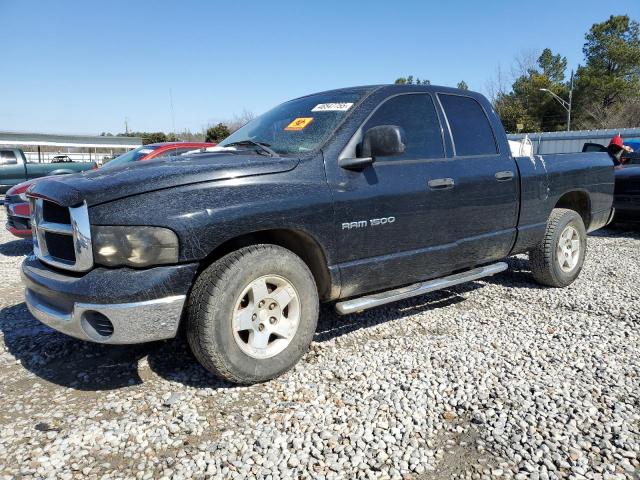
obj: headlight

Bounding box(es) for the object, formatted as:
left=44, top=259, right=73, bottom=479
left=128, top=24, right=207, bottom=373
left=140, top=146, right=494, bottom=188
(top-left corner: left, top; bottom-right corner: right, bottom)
left=92, top=226, right=179, bottom=267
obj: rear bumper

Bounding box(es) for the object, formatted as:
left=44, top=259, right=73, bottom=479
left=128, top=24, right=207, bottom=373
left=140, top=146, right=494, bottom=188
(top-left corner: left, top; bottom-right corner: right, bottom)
left=21, top=255, right=199, bottom=344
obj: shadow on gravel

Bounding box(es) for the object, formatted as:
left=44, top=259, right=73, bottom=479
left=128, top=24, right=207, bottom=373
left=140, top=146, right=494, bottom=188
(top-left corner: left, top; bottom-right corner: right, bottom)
left=314, top=282, right=483, bottom=343
left=0, top=239, right=32, bottom=257
left=0, top=302, right=242, bottom=391
left=1, top=302, right=153, bottom=391
left=591, top=224, right=640, bottom=239
left=2, top=277, right=496, bottom=391
left=482, top=256, right=544, bottom=290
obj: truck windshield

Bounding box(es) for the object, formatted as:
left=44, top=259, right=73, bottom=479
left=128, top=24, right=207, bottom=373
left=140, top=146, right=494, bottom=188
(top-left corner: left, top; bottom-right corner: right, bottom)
left=219, top=92, right=363, bottom=155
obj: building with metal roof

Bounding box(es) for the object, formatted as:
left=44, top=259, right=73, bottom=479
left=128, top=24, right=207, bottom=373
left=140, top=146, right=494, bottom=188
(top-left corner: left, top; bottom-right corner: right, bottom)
left=508, top=127, right=640, bottom=154
left=0, top=131, right=143, bottom=164
left=0, top=131, right=142, bottom=149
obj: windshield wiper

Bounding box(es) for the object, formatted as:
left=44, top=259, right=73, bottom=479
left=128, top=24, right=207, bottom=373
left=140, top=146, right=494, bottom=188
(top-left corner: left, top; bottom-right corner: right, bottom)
left=224, top=140, right=278, bottom=157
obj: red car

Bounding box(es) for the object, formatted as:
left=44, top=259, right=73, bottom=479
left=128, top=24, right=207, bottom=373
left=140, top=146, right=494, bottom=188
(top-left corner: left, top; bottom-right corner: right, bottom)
left=4, top=142, right=215, bottom=238
left=101, top=142, right=215, bottom=169
left=4, top=181, right=33, bottom=237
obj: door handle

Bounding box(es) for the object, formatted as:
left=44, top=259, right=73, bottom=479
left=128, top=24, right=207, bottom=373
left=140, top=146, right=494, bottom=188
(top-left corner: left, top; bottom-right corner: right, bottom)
left=428, top=178, right=455, bottom=190
left=495, top=170, right=514, bottom=181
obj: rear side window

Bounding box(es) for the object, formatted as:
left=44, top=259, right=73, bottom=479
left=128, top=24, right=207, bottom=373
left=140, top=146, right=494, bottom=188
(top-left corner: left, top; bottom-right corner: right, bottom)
left=362, top=94, right=444, bottom=160
left=439, top=94, right=498, bottom=156
left=0, top=150, right=17, bottom=165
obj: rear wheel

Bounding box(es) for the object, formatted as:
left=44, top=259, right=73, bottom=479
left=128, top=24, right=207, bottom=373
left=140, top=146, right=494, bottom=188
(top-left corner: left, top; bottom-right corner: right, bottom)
left=529, top=208, right=587, bottom=287
left=187, top=245, right=319, bottom=384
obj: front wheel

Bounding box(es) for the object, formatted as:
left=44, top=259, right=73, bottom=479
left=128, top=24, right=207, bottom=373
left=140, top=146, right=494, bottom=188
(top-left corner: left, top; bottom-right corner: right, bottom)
left=529, top=208, right=587, bottom=287
left=187, top=245, right=319, bottom=384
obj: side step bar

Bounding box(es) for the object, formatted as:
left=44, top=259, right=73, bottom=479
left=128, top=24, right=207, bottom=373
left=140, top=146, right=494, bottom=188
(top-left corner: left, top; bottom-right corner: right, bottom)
left=335, top=262, right=508, bottom=315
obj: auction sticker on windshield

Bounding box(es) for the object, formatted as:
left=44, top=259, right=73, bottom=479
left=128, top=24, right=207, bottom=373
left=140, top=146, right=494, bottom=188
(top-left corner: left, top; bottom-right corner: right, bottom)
left=311, top=103, right=353, bottom=112
left=285, top=117, right=314, bottom=131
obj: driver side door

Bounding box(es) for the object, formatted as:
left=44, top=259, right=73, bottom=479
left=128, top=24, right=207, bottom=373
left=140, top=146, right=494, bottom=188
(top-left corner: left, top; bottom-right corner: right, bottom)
left=327, top=93, right=457, bottom=298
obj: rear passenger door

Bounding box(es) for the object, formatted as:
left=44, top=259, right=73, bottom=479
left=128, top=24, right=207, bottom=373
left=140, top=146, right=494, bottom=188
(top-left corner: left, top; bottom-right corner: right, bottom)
left=436, top=93, right=519, bottom=267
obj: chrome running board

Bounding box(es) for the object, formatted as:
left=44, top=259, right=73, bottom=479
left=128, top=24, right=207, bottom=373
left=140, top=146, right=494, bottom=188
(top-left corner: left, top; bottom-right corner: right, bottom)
left=335, top=262, right=508, bottom=315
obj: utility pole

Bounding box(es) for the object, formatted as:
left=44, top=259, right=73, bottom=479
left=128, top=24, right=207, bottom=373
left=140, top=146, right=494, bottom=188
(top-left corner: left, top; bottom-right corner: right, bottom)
left=540, top=69, right=574, bottom=132
left=567, top=70, right=574, bottom=132
left=169, top=88, right=176, bottom=137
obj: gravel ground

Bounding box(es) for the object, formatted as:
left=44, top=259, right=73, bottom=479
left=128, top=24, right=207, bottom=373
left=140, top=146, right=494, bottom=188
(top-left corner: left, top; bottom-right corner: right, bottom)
left=0, top=206, right=639, bottom=480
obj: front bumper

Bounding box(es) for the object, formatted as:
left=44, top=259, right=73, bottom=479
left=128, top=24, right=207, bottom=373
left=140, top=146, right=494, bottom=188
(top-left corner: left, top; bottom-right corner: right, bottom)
left=5, top=202, right=32, bottom=238
left=22, top=255, right=199, bottom=344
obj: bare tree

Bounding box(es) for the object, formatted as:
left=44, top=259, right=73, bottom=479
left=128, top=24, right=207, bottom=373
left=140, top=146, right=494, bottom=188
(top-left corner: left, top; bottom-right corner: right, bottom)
left=511, top=48, right=540, bottom=79
left=485, top=63, right=509, bottom=104
left=573, top=99, right=640, bottom=130
left=227, top=109, right=256, bottom=133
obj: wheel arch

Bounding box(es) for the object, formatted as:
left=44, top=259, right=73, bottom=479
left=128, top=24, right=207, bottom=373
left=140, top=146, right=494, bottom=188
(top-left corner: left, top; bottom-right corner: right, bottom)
left=198, top=228, right=337, bottom=301
left=554, top=190, right=591, bottom=230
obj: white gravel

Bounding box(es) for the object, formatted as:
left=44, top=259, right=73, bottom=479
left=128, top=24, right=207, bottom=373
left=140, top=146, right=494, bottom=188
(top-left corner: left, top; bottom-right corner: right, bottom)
left=0, top=206, right=639, bottom=479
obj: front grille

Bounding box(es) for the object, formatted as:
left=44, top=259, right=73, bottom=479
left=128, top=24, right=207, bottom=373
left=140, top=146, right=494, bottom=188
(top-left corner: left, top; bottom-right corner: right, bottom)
left=29, top=198, right=93, bottom=272
left=42, top=201, right=71, bottom=224
left=44, top=232, right=76, bottom=261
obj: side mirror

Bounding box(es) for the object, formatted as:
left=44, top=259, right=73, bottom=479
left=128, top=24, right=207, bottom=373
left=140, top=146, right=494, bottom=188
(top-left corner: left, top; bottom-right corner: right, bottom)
left=361, top=125, right=405, bottom=158
left=339, top=125, right=405, bottom=171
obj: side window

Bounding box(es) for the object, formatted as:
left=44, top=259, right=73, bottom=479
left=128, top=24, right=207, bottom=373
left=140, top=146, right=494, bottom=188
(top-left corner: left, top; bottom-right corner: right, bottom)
left=362, top=94, right=444, bottom=160
left=439, top=94, right=498, bottom=156
left=0, top=150, right=18, bottom=165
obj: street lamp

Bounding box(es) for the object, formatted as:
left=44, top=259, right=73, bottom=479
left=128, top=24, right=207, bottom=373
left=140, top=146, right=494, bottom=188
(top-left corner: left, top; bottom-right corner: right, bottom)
left=540, top=70, right=574, bottom=131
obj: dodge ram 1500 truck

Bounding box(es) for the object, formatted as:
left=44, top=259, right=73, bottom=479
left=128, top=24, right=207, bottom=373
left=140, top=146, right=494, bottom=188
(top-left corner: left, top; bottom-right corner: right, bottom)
left=21, top=85, right=614, bottom=384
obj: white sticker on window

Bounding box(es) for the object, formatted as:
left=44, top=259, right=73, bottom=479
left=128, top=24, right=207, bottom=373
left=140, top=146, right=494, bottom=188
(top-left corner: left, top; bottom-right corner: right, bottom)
left=311, top=103, right=354, bottom=112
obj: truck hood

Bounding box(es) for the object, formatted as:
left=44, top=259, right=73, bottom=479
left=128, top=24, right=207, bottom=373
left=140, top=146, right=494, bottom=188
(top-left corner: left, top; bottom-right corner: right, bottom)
left=27, top=153, right=299, bottom=207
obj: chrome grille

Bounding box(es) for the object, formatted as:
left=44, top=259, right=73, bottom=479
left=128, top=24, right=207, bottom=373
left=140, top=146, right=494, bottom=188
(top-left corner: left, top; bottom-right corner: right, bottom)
left=29, top=197, right=93, bottom=272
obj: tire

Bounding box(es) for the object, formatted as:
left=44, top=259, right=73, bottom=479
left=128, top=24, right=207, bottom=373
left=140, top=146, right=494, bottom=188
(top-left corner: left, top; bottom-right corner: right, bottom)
left=187, top=244, right=319, bottom=384
left=529, top=208, right=587, bottom=287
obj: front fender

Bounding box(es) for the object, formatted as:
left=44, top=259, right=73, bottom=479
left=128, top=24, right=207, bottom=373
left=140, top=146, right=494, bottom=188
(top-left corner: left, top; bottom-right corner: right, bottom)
left=88, top=156, right=336, bottom=264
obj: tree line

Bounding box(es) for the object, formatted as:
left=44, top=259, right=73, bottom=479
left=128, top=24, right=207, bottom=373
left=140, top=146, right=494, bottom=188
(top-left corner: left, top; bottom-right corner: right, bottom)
left=100, top=110, right=255, bottom=145
left=397, top=15, right=640, bottom=133
left=102, top=14, right=639, bottom=142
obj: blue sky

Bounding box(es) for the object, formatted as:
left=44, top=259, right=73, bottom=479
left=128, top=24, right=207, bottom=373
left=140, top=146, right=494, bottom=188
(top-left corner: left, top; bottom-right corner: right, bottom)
left=1, top=0, right=638, bottom=135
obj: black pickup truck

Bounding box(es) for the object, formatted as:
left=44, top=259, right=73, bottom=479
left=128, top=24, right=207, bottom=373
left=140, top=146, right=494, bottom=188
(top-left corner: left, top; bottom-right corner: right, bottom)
left=21, top=85, right=614, bottom=384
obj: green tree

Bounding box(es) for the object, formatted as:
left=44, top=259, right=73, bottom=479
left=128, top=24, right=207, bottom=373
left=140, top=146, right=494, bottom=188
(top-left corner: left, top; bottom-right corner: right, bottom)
left=142, top=132, right=168, bottom=144
left=394, top=75, right=430, bottom=85
left=573, top=15, right=640, bottom=127
left=537, top=48, right=567, bottom=83
left=494, top=48, right=569, bottom=133
left=118, top=131, right=167, bottom=144
left=457, top=80, right=469, bottom=90
left=205, top=123, right=230, bottom=143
